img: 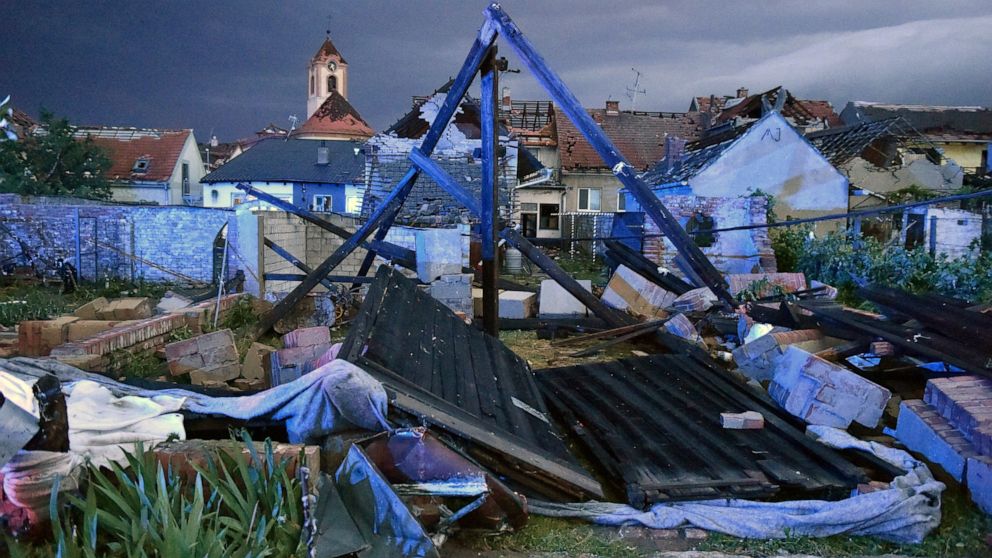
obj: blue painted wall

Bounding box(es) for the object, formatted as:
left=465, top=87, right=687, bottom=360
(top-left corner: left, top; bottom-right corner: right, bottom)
left=292, top=182, right=349, bottom=213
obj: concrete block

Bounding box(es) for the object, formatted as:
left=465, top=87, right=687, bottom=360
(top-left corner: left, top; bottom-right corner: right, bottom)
left=770, top=346, right=891, bottom=429
left=498, top=291, right=536, bottom=319
left=672, top=287, right=717, bottom=313
left=189, top=363, right=240, bottom=385
left=720, top=411, right=764, bottom=429
left=416, top=228, right=463, bottom=282
left=164, top=329, right=238, bottom=379
left=966, top=456, right=992, bottom=515
left=72, top=297, right=109, bottom=320
left=601, top=265, right=675, bottom=320
left=895, top=400, right=977, bottom=482
left=664, top=313, right=702, bottom=344
left=733, top=329, right=826, bottom=381
left=538, top=279, right=592, bottom=318
left=97, top=298, right=153, bottom=321
left=38, top=316, right=80, bottom=353
left=281, top=326, right=331, bottom=349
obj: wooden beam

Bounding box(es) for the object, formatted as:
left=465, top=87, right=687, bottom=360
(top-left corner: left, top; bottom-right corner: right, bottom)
left=262, top=237, right=335, bottom=291
left=568, top=323, right=663, bottom=357
left=252, top=23, right=498, bottom=336
left=263, top=273, right=374, bottom=284
left=485, top=4, right=734, bottom=307
left=480, top=48, right=500, bottom=336
left=501, top=228, right=633, bottom=328
left=552, top=318, right=667, bottom=347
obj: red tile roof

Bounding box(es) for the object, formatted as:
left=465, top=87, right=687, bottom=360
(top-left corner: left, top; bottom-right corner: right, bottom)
left=312, top=37, right=347, bottom=65
left=556, top=108, right=705, bottom=171
left=294, top=91, right=374, bottom=139
left=76, top=127, right=192, bottom=182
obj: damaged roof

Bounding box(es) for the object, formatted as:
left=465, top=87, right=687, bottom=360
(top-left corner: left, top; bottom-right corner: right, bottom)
left=640, top=120, right=756, bottom=184
left=556, top=106, right=705, bottom=171
left=714, top=87, right=843, bottom=128
left=74, top=127, right=193, bottom=183
left=201, top=137, right=366, bottom=184
left=840, top=102, right=992, bottom=142
left=312, top=36, right=347, bottom=65
left=294, top=90, right=374, bottom=140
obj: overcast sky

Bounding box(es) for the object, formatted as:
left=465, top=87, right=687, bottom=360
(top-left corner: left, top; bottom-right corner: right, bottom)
left=4, top=1, right=990, bottom=142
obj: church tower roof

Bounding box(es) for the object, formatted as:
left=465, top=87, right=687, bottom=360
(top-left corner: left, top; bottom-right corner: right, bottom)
left=312, top=36, right=347, bottom=65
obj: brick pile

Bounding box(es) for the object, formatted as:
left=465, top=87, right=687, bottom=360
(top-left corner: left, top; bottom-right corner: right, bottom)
left=895, top=375, right=992, bottom=514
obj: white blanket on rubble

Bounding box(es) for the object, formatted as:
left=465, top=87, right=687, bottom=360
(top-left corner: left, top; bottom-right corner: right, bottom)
left=529, top=426, right=944, bottom=544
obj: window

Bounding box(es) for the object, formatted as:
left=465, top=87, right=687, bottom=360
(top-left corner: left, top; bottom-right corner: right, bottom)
left=132, top=157, right=150, bottom=173
left=310, top=75, right=315, bottom=95
left=539, top=203, right=559, bottom=230
left=210, top=189, right=219, bottom=201
left=311, top=195, right=333, bottom=212
left=617, top=193, right=626, bottom=212
left=685, top=212, right=716, bottom=248
left=346, top=196, right=363, bottom=214
left=577, top=188, right=601, bottom=211
left=520, top=202, right=538, bottom=212
left=181, top=162, right=190, bottom=195
left=327, top=75, right=337, bottom=95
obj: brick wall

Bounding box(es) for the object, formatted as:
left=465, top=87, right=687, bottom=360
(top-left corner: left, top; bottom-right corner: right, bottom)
left=641, top=195, right=775, bottom=275
left=0, top=194, right=231, bottom=283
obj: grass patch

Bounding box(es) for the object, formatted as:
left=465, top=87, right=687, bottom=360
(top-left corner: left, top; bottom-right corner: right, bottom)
left=0, top=279, right=171, bottom=327
left=458, top=516, right=640, bottom=557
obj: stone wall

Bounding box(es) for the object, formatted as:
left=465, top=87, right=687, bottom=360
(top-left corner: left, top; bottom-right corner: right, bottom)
left=642, top=195, right=776, bottom=275
left=0, top=194, right=231, bottom=283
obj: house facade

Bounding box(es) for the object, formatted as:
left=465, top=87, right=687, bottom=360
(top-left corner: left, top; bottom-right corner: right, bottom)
left=840, top=102, right=992, bottom=176
left=635, top=111, right=849, bottom=232
left=78, top=127, right=205, bottom=206
left=200, top=138, right=366, bottom=212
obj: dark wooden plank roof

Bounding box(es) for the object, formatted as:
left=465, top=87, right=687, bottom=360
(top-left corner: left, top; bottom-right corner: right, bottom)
left=339, top=266, right=601, bottom=500
left=537, top=354, right=865, bottom=507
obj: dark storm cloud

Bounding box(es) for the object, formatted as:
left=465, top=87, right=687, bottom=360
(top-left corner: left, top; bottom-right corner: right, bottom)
left=3, top=1, right=990, bottom=141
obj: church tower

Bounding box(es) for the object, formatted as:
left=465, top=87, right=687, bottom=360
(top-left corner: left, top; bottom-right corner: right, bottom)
left=307, top=34, right=349, bottom=119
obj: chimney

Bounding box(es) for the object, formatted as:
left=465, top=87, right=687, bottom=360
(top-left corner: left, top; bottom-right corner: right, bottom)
left=316, top=141, right=330, bottom=165
left=209, top=135, right=218, bottom=147
left=501, top=87, right=512, bottom=110
left=663, top=135, right=687, bottom=174
left=736, top=87, right=749, bottom=98
left=605, top=99, right=620, bottom=116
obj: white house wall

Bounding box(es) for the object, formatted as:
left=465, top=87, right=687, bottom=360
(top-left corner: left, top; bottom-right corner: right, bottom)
left=691, top=112, right=848, bottom=222
left=203, top=181, right=294, bottom=209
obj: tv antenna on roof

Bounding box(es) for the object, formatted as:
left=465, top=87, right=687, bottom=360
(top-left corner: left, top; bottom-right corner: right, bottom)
left=287, top=115, right=298, bottom=140
left=625, top=67, right=647, bottom=112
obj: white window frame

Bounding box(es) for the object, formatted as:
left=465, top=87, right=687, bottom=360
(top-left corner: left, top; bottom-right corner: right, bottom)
left=577, top=187, right=602, bottom=212
left=617, top=193, right=626, bottom=212
left=345, top=196, right=363, bottom=214
left=311, top=195, right=333, bottom=212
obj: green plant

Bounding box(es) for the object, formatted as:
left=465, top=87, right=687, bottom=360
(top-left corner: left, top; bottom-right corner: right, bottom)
left=106, top=349, right=164, bottom=378
left=9, top=434, right=306, bottom=558
left=736, top=277, right=788, bottom=303
left=770, top=224, right=813, bottom=273
left=220, top=296, right=258, bottom=332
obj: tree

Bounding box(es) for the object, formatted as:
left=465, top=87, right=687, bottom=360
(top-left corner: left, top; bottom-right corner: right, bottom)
left=0, top=110, right=112, bottom=199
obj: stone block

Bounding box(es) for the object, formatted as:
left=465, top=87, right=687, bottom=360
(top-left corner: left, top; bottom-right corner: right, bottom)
left=72, top=297, right=109, bottom=320
left=416, top=228, right=463, bottom=282
left=733, top=329, right=825, bottom=381
left=769, top=346, right=891, bottom=429
left=65, top=320, right=120, bottom=342
left=966, top=456, right=992, bottom=515
left=97, top=298, right=153, bottom=321
left=538, top=279, right=591, bottom=318
left=164, top=329, right=239, bottom=382
left=601, top=265, right=675, bottom=320
left=720, top=411, right=764, bottom=429
left=498, top=291, right=536, bottom=319
left=895, top=400, right=977, bottom=482
left=242, top=342, right=274, bottom=382
left=281, top=326, right=331, bottom=349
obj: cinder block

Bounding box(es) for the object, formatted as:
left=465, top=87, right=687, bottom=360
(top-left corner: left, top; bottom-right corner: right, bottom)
left=538, top=279, right=591, bottom=318
left=770, top=346, right=891, bottom=429
left=416, top=228, right=463, bottom=282
left=601, top=265, right=676, bottom=320
left=281, top=326, right=331, bottom=349
left=672, top=287, right=717, bottom=313
left=498, top=291, right=536, bottom=319
left=65, top=320, right=119, bottom=342
left=242, top=342, right=274, bottom=382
